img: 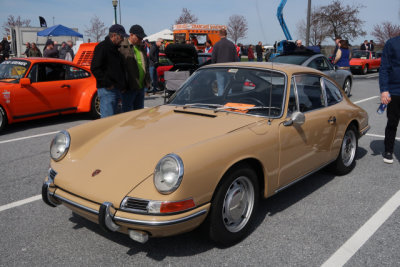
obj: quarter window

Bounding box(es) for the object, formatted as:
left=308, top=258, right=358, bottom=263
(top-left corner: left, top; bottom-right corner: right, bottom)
left=324, top=79, right=343, bottom=106
left=66, top=65, right=90, bottom=80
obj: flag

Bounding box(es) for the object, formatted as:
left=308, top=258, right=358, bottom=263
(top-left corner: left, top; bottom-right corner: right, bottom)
left=39, top=16, right=47, bottom=27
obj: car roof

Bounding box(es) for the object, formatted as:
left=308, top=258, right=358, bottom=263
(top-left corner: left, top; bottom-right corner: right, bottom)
left=201, top=62, right=325, bottom=76
left=8, top=57, right=92, bottom=71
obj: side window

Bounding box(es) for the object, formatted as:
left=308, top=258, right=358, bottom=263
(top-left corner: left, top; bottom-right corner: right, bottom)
left=27, top=64, right=38, bottom=83
left=324, top=79, right=343, bottom=106
left=36, top=63, right=66, bottom=82
left=308, top=57, right=329, bottom=71
left=66, top=65, right=90, bottom=80
left=294, top=74, right=326, bottom=112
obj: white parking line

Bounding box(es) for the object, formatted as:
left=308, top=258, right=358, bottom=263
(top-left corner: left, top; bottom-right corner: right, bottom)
left=0, top=194, right=41, bottom=212
left=0, top=131, right=58, bottom=144
left=366, top=133, right=400, bottom=140
left=353, top=96, right=379, bottom=104
left=321, top=190, right=400, bottom=267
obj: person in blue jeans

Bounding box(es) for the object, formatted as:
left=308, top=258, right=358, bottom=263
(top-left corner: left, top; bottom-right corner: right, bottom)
left=379, top=35, right=400, bottom=164
left=91, top=24, right=128, bottom=118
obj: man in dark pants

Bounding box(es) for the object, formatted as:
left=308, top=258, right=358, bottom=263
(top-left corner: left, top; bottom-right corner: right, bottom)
left=91, top=24, right=128, bottom=118
left=119, top=24, right=150, bottom=111
left=148, top=38, right=163, bottom=93
left=211, top=29, right=238, bottom=96
left=379, top=35, right=400, bottom=164
left=255, top=41, right=263, bottom=62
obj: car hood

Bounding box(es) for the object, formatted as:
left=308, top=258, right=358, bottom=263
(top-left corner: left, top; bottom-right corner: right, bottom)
left=54, top=105, right=262, bottom=205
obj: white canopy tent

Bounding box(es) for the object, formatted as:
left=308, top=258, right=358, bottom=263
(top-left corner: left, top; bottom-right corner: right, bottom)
left=144, top=29, right=173, bottom=42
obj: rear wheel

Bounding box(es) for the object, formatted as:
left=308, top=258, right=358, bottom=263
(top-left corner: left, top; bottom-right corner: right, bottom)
left=331, top=125, right=358, bottom=175
left=362, top=64, right=368, bottom=75
left=343, top=78, right=352, bottom=97
left=0, top=106, right=7, bottom=133
left=89, top=92, right=100, bottom=119
left=207, top=165, right=259, bottom=246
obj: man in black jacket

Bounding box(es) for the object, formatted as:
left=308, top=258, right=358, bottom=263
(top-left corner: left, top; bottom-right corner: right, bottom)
left=148, top=38, right=163, bottom=93
left=91, top=24, right=128, bottom=118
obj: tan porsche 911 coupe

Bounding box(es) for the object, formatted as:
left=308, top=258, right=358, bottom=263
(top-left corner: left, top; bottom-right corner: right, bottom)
left=42, top=62, right=369, bottom=246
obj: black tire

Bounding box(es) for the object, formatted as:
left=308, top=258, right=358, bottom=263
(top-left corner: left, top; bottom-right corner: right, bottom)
left=362, top=64, right=368, bottom=75
left=343, top=78, right=352, bottom=97
left=0, top=106, right=7, bottom=133
left=89, top=92, right=100, bottom=119
left=331, top=125, right=358, bottom=175
left=207, top=164, right=259, bottom=246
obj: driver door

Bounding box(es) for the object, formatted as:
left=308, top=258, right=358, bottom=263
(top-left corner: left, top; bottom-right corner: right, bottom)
left=278, top=74, right=338, bottom=188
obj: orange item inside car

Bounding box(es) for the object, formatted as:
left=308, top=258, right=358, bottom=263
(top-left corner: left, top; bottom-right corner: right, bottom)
left=223, top=103, right=255, bottom=113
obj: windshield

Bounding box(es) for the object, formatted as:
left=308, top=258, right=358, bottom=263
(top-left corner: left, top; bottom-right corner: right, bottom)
left=352, top=50, right=370, bottom=59
left=0, top=60, right=30, bottom=82
left=270, top=55, right=309, bottom=65
left=169, top=67, right=286, bottom=117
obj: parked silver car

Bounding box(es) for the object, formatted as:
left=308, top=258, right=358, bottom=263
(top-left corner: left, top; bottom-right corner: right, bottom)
left=270, top=53, right=353, bottom=96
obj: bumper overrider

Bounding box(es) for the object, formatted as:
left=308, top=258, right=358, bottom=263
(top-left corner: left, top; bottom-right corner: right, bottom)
left=42, top=180, right=209, bottom=243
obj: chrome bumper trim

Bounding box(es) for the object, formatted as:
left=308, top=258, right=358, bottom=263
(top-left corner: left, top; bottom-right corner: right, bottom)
left=53, top=192, right=99, bottom=215
left=114, top=209, right=207, bottom=226
left=360, top=125, right=370, bottom=136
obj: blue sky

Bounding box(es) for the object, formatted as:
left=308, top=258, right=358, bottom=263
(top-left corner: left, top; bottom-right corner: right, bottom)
left=1, top=0, right=399, bottom=46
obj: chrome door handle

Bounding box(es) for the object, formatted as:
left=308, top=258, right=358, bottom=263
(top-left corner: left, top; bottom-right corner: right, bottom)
left=61, top=84, right=70, bottom=88
left=328, top=116, right=336, bottom=124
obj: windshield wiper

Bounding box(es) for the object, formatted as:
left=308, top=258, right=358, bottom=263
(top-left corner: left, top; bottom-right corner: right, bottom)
left=181, top=103, right=224, bottom=109
left=214, top=106, right=281, bottom=113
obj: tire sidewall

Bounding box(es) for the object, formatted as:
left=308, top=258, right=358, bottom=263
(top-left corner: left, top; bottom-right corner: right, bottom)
left=0, top=106, right=7, bottom=132
left=208, top=165, right=259, bottom=246
left=90, top=92, right=100, bottom=119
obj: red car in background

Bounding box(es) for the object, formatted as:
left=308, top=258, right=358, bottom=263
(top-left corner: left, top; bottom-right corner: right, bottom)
left=350, top=50, right=381, bottom=75
left=157, top=53, right=173, bottom=89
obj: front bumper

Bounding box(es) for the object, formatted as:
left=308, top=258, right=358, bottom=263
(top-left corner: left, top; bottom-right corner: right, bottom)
left=42, top=182, right=209, bottom=241
left=350, top=65, right=362, bottom=70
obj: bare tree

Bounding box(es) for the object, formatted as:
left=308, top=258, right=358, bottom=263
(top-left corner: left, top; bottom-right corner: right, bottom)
left=85, top=15, right=107, bottom=42
left=296, top=7, right=329, bottom=45
left=175, top=8, right=198, bottom=24
left=371, top=21, right=400, bottom=45
left=314, top=0, right=366, bottom=41
left=3, top=15, right=31, bottom=35
left=227, top=15, right=248, bottom=44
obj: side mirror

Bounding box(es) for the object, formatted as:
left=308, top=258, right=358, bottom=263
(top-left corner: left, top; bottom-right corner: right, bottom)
left=20, top=78, right=31, bottom=87
left=283, top=111, right=306, bottom=126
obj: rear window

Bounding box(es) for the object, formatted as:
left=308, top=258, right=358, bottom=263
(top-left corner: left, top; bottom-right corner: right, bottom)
left=270, top=55, right=309, bottom=65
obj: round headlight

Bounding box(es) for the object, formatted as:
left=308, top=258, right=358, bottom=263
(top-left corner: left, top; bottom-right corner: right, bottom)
left=50, top=131, right=70, bottom=161
left=154, top=154, right=184, bottom=194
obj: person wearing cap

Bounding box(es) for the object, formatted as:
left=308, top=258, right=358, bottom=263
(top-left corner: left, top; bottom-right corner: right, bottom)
left=43, top=39, right=59, bottom=58
left=91, top=24, right=128, bottom=118
left=119, top=24, right=150, bottom=111
left=148, top=38, right=163, bottom=94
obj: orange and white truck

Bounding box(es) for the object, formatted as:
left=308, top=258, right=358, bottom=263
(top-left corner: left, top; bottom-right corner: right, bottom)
left=172, top=24, right=226, bottom=51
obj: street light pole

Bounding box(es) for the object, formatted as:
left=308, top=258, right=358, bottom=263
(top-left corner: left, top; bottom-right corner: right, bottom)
left=112, top=0, right=118, bottom=24
left=306, top=0, right=311, bottom=47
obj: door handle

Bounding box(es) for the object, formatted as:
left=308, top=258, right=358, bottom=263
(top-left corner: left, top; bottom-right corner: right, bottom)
left=328, top=116, right=336, bottom=124
left=61, top=84, right=70, bottom=88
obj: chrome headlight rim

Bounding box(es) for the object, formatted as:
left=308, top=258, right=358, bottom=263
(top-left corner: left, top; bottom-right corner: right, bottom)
left=50, top=130, right=71, bottom=162
left=154, top=153, right=184, bottom=195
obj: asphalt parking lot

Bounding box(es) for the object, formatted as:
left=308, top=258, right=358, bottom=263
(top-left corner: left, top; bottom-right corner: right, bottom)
left=0, top=72, right=399, bottom=266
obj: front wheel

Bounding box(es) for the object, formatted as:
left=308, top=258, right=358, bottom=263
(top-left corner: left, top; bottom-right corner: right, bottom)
left=89, top=92, right=100, bottom=119
left=331, top=125, right=358, bottom=175
left=207, top=165, right=259, bottom=246
left=0, top=106, right=7, bottom=133
left=362, top=65, right=368, bottom=75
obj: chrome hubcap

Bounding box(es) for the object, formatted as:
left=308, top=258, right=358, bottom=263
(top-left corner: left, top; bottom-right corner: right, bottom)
left=344, top=80, right=350, bottom=95
left=222, top=176, right=255, bottom=233
left=95, top=96, right=101, bottom=116
left=341, top=130, right=356, bottom=167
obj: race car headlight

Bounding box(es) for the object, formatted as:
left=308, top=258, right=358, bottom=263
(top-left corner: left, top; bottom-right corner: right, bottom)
left=154, top=154, right=184, bottom=194
left=50, top=131, right=70, bottom=161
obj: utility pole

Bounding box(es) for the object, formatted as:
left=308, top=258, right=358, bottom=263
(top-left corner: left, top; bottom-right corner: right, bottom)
left=306, top=0, right=311, bottom=46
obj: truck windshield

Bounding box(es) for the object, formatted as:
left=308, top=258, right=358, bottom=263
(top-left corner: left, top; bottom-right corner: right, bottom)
left=0, top=60, right=30, bottom=82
